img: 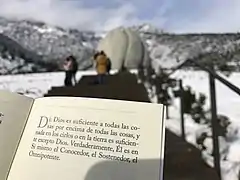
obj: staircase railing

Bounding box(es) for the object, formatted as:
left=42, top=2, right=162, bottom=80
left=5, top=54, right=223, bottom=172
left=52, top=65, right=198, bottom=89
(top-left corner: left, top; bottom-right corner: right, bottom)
left=174, top=58, right=240, bottom=180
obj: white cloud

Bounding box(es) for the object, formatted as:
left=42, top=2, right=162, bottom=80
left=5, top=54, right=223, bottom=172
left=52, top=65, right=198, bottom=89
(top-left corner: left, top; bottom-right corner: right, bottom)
left=0, top=0, right=240, bottom=33
left=0, top=0, right=147, bottom=31
left=168, top=0, right=240, bottom=33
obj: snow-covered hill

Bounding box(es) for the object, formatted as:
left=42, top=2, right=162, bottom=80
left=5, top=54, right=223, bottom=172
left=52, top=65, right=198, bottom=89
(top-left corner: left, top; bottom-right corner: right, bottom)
left=169, top=70, right=240, bottom=180
left=0, top=16, right=101, bottom=73
left=1, top=16, right=240, bottom=74
left=0, top=32, right=59, bottom=74
left=138, top=31, right=240, bottom=70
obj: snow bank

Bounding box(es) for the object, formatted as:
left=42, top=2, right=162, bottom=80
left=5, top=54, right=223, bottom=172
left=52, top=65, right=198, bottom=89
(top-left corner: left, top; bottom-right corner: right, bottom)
left=168, top=70, right=240, bottom=180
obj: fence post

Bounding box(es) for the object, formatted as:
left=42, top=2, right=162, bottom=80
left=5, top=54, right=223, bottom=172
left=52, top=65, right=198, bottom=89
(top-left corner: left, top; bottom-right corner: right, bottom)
left=179, top=79, right=185, bottom=140
left=166, top=105, right=169, bottom=119
left=209, top=71, right=221, bottom=180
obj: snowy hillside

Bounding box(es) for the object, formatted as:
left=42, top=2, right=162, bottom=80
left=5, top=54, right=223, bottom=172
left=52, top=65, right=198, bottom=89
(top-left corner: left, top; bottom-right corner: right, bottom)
left=0, top=32, right=59, bottom=74
left=0, top=16, right=100, bottom=72
left=130, top=25, right=240, bottom=71
left=1, top=16, right=240, bottom=74
left=169, top=70, right=240, bottom=180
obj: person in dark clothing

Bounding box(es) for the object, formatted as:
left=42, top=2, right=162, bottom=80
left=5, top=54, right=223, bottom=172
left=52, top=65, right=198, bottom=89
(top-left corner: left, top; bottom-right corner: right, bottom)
left=69, top=55, right=78, bottom=85
left=63, top=59, right=73, bottom=86
left=63, top=56, right=78, bottom=86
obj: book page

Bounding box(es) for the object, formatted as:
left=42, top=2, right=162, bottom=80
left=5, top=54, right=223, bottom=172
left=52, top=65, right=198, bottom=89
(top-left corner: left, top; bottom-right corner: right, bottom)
left=0, top=90, right=33, bottom=180
left=7, top=97, right=165, bottom=180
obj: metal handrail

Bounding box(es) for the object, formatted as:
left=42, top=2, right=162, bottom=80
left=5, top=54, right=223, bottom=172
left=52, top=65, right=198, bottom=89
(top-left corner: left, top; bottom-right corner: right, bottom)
left=186, top=59, right=240, bottom=96
left=174, top=58, right=240, bottom=180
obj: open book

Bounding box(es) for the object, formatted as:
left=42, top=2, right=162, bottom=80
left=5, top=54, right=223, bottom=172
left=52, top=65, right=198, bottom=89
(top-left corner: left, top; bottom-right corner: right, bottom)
left=0, top=90, right=166, bottom=180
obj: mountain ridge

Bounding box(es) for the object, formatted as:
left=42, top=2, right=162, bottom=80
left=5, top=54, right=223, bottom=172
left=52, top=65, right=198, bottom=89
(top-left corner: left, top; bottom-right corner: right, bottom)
left=0, top=16, right=240, bottom=74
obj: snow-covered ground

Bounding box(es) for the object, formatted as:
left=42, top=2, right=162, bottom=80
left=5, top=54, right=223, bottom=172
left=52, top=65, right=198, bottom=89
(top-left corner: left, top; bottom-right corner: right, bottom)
left=169, top=70, right=240, bottom=180
left=0, top=71, right=92, bottom=98
left=0, top=69, right=240, bottom=180
left=0, top=69, right=137, bottom=98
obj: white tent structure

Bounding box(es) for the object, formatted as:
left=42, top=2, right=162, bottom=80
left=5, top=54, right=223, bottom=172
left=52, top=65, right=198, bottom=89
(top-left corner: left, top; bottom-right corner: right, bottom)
left=97, top=27, right=151, bottom=70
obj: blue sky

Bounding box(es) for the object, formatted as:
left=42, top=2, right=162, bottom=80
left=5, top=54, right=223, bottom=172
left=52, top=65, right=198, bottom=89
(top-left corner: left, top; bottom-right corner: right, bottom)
left=0, top=0, right=239, bottom=33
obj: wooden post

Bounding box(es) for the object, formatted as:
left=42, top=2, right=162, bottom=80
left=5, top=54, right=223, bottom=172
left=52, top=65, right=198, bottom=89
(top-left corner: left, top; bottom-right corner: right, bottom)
left=179, top=79, right=185, bottom=140
left=209, top=72, right=221, bottom=180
